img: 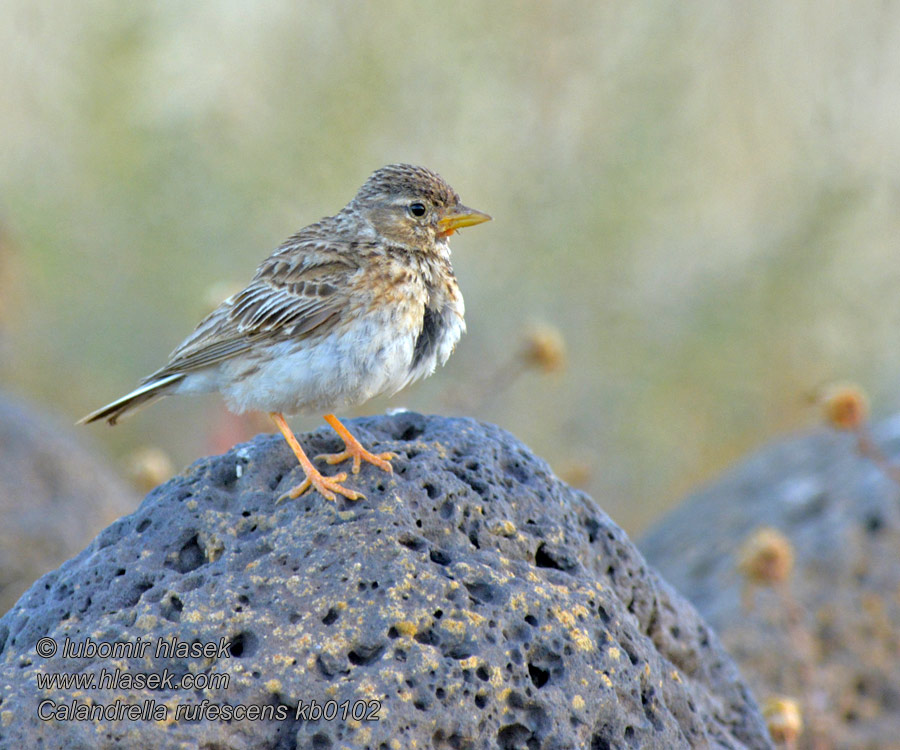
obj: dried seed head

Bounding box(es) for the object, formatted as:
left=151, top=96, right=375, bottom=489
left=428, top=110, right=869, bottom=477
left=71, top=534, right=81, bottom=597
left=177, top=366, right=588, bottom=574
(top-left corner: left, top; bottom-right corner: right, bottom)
left=521, top=324, right=566, bottom=373
left=127, top=446, right=175, bottom=492
left=738, top=527, right=794, bottom=586
left=558, top=460, right=591, bottom=488
left=821, top=383, right=869, bottom=431
left=763, top=696, right=803, bottom=744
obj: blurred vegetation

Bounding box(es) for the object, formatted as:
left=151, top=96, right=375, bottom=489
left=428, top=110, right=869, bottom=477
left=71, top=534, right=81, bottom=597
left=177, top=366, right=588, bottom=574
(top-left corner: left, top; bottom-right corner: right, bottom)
left=4, top=1, right=900, bottom=533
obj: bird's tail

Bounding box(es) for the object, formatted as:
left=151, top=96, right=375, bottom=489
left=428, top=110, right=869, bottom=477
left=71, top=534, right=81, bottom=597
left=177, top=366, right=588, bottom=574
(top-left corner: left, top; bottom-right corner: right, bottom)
left=78, top=373, right=184, bottom=426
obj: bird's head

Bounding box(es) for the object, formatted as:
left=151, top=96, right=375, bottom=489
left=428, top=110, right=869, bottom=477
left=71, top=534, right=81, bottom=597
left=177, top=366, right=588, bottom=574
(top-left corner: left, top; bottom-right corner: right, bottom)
left=351, top=164, right=491, bottom=250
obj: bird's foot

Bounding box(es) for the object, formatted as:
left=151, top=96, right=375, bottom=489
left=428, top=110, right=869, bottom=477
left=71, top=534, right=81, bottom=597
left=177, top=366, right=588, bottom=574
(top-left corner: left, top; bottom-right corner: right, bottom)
left=277, top=467, right=363, bottom=503
left=317, top=445, right=395, bottom=475
left=269, top=411, right=364, bottom=502
left=319, top=413, right=395, bottom=475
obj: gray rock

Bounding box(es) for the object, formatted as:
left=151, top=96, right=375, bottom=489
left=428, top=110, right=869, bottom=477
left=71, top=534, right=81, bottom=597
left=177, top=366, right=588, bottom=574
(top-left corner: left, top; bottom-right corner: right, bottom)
left=0, top=413, right=770, bottom=749
left=640, top=416, right=900, bottom=749
left=0, top=392, right=138, bottom=613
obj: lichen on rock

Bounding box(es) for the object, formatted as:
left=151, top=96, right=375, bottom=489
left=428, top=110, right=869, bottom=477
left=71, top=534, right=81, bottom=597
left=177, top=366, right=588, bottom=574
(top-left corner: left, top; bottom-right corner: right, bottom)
left=0, top=413, right=771, bottom=749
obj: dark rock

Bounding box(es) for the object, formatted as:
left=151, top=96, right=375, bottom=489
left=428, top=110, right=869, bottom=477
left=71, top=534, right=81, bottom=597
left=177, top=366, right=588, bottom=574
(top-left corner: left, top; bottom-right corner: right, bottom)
left=0, top=392, right=138, bottom=613
left=640, top=416, right=900, bottom=749
left=0, top=413, right=771, bottom=749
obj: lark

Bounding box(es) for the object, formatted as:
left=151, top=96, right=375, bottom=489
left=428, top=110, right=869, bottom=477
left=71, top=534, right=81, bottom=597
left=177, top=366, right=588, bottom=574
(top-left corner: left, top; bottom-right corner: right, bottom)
left=81, top=164, right=491, bottom=501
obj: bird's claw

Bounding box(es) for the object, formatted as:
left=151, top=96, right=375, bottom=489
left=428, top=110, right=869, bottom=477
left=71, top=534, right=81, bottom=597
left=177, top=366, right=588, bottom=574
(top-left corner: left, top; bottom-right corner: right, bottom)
left=316, top=447, right=395, bottom=475
left=276, top=469, right=363, bottom=503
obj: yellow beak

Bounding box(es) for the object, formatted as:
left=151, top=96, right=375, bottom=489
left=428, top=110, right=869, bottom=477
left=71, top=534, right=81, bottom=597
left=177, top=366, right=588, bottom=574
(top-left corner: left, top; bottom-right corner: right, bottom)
left=437, top=205, right=492, bottom=236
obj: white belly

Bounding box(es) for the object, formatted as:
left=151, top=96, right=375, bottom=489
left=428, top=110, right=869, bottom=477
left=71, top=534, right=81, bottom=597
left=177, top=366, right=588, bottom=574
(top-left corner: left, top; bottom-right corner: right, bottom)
left=171, top=281, right=465, bottom=417
left=223, top=319, right=418, bottom=415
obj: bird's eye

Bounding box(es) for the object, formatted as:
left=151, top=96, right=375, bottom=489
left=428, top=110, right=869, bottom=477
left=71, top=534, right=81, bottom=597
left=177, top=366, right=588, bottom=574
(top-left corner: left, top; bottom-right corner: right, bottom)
left=408, top=202, right=427, bottom=218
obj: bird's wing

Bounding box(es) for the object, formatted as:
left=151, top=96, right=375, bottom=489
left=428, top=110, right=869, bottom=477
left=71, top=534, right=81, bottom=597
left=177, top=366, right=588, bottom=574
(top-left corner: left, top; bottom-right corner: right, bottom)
left=141, top=244, right=360, bottom=382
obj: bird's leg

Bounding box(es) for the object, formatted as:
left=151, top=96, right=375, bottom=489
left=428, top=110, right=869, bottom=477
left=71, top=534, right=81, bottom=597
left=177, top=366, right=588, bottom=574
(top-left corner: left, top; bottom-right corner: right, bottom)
left=269, top=412, right=363, bottom=502
left=317, top=413, right=395, bottom=475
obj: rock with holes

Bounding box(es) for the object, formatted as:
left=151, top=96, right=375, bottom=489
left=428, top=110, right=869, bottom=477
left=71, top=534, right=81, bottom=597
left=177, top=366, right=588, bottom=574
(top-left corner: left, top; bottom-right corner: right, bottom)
left=639, top=416, right=900, bottom=750
left=0, top=413, right=770, bottom=749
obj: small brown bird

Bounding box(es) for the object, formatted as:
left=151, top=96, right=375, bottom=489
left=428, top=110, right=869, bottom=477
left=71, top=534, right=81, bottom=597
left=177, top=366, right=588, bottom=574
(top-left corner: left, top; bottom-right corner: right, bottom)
left=81, top=164, right=491, bottom=501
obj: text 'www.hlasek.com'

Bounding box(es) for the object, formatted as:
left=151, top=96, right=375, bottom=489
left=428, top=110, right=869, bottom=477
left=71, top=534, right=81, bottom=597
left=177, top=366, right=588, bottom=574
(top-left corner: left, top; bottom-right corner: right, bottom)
left=33, top=636, right=382, bottom=723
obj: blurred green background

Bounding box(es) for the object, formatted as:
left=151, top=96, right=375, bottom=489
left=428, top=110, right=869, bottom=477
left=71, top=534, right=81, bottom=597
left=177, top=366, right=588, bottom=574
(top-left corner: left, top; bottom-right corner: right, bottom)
left=3, top=1, right=900, bottom=534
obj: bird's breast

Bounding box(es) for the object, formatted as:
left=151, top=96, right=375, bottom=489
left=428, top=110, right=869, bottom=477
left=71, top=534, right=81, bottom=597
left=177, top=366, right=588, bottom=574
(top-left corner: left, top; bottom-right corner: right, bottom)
left=403, top=269, right=465, bottom=388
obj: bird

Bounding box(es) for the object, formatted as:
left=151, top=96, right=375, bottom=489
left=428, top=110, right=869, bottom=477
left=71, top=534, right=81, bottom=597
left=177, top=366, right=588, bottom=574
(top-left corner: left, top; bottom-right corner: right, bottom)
left=80, top=164, right=491, bottom=502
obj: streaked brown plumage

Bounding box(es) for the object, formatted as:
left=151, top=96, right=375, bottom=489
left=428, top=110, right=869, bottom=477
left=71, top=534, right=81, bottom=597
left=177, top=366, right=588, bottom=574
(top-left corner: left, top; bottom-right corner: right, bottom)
left=81, top=164, right=491, bottom=501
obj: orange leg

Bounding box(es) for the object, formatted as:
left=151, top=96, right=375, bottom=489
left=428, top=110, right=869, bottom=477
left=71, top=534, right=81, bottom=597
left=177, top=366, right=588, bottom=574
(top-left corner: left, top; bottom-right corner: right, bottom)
left=317, top=413, right=395, bottom=475
left=269, top=412, right=362, bottom=502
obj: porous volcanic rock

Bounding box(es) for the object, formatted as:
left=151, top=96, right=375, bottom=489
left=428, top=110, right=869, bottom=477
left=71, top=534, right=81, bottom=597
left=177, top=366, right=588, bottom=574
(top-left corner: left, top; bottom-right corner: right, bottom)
left=0, top=413, right=770, bottom=749
left=0, top=392, right=138, bottom=613
left=640, top=415, right=900, bottom=750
